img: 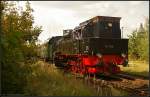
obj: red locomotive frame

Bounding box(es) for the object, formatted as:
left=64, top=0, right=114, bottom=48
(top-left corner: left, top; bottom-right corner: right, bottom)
left=54, top=53, right=128, bottom=76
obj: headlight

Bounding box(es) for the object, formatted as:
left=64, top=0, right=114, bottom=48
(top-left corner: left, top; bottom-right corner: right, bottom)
left=97, top=53, right=102, bottom=58
left=121, top=53, right=126, bottom=58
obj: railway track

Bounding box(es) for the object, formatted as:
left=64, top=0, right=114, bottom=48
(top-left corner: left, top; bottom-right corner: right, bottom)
left=55, top=65, right=149, bottom=96
left=116, top=73, right=136, bottom=80
left=97, top=74, right=148, bottom=96
left=69, top=72, right=149, bottom=96
left=117, top=73, right=149, bottom=96
left=120, top=71, right=149, bottom=80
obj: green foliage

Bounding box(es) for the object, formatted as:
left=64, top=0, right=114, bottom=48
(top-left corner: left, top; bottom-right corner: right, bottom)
left=1, top=1, right=42, bottom=95
left=128, top=18, right=149, bottom=62
left=24, top=61, right=97, bottom=96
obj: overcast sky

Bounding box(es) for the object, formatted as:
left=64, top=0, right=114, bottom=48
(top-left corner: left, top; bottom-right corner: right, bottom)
left=18, top=1, right=149, bottom=44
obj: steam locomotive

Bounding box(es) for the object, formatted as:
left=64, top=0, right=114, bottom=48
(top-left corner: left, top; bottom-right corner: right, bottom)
left=47, top=16, right=128, bottom=76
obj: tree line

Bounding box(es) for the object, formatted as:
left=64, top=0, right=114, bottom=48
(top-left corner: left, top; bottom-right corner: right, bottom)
left=0, top=1, right=42, bottom=95
left=128, top=18, right=149, bottom=62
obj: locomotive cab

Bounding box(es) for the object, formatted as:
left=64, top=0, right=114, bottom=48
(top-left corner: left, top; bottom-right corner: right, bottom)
left=79, top=16, right=121, bottom=39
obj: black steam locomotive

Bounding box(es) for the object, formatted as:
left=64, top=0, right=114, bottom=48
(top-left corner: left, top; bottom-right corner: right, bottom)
left=47, top=16, right=128, bottom=76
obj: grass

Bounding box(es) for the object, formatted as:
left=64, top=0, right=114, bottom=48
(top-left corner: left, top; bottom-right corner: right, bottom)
left=111, top=87, right=128, bottom=96
left=119, top=60, right=149, bottom=78
left=24, top=61, right=129, bottom=96
left=24, top=61, right=97, bottom=96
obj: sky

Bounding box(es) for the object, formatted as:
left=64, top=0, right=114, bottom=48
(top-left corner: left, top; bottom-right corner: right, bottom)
left=18, top=1, right=149, bottom=44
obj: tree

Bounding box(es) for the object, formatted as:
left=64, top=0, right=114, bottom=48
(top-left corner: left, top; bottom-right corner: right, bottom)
left=128, top=18, right=149, bottom=62
left=128, top=30, right=140, bottom=59
left=1, top=1, right=42, bottom=95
